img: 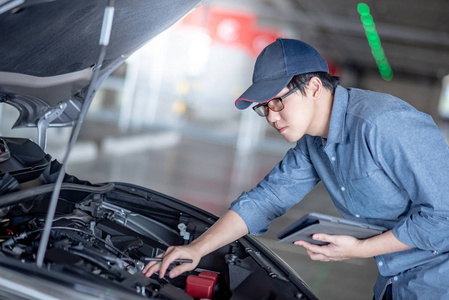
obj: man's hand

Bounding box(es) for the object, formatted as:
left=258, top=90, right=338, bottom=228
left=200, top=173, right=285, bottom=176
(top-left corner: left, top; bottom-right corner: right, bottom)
left=294, top=234, right=365, bottom=261
left=142, top=210, right=249, bottom=279
left=294, top=230, right=413, bottom=262
left=142, top=244, right=201, bottom=279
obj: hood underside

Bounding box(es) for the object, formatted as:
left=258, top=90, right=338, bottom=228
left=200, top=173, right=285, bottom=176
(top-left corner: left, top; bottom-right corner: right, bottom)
left=0, top=0, right=202, bottom=128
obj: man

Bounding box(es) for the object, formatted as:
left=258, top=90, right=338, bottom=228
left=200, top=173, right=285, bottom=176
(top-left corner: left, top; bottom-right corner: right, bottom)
left=143, top=38, right=449, bottom=299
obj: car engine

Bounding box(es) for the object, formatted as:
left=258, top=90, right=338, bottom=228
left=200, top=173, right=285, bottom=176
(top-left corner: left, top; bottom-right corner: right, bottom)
left=0, top=147, right=314, bottom=299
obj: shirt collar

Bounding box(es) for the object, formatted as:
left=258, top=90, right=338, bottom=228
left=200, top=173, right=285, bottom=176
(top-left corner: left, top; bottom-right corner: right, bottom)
left=326, top=85, right=348, bottom=145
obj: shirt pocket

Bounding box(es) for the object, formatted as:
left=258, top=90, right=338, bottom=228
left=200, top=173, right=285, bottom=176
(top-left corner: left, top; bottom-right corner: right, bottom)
left=346, top=169, right=410, bottom=219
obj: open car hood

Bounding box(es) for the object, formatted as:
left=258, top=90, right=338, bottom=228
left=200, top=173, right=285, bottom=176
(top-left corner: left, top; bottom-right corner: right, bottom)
left=0, top=0, right=201, bottom=132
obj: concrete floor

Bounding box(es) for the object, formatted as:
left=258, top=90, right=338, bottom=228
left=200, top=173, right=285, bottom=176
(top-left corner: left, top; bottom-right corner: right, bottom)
left=59, top=124, right=379, bottom=300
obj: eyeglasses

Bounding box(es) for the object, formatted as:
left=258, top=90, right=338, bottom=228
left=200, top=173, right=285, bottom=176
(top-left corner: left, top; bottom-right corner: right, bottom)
left=252, top=86, right=300, bottom=117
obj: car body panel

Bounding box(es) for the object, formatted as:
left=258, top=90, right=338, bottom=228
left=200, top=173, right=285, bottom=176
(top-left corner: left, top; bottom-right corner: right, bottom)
left=0, top=1, right=319, bottom=299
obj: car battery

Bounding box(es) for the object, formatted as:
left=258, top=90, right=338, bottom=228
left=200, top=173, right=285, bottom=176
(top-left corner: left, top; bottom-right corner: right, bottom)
left=185, top=270, right=219, bottom=299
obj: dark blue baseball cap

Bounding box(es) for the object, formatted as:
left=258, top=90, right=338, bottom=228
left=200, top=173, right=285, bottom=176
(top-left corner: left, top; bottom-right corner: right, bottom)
left=235, top=38, right=329, bottom=110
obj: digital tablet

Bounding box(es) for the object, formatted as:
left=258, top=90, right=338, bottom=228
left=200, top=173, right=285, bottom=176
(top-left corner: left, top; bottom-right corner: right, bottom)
left=277, top=212, right=387, bottom=245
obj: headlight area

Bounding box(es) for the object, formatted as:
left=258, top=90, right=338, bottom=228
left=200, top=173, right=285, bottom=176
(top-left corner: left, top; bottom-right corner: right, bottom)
left=0, top=182, right=315, bottom=300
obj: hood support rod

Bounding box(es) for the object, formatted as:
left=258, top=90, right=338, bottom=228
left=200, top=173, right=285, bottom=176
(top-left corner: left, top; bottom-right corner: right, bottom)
left=36, top=0, right=115, bottom=268
left=36, top=102, right=67, bottom=151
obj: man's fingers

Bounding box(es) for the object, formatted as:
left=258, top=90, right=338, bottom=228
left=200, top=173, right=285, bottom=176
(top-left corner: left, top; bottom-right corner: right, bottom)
left=157, top=252, right=194, bottom=278
left=142, top=253, right=165, bottom=277
left=295, top=234, right=362, bottom=262
left=142, top=261, right=161, bottom=278
left=294, top=240, right=324, bottom=253
left=312, top=233, right=335, bottom=243
left=168, top=262, right=194, bottom=278
left=294, top=239, right=332, bottom=262
left=158, top=256, right=178, bottom=278
left=141, top=245, right=200, bottom=279
left=142, top=260, right=157, bottom=274
left=141, top=258, right=175, bottom=278
left=307, top=251, right=330, bottom=262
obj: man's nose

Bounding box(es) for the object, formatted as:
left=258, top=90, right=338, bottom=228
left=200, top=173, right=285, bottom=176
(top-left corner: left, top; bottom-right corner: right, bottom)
left=266, top=109, right=280, bottom=124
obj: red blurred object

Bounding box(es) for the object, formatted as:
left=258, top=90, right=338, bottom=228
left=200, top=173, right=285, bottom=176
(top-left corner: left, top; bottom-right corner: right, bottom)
left=248, top=28, right=280, bottom=58
left=179, top=5, right=340, bottom=73
left=179, top=5, right=279, bottom=57
left=185, top=270, right=219, bottom=299
left=179, top=5, right=207, bottom=27
left=206, top=6, right=256, bottom=50
left=326, top=57, right=341, bottom=76
left=199, top=270, right=219, bottom=286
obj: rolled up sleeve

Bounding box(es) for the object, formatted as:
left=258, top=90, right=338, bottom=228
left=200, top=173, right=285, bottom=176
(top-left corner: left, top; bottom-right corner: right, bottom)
left=230, top=143, right=320, bottom=235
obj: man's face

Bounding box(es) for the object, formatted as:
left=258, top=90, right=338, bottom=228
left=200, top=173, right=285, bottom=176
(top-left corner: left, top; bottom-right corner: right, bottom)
left=263, top=86, right=316, bottom=143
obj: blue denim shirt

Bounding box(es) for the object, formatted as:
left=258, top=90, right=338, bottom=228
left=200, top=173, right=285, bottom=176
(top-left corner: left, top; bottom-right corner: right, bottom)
left=230, top=86, right=449, bottom=299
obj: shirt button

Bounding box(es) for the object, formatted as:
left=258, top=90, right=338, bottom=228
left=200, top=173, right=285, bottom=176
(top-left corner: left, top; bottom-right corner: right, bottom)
left=355, top=214, right=360, bottom=218
left=331, top=157, right=336, bottom=161
left=378, top=261, right=383, bottom=267
left=341, top=186, right=345, bottom=191
left=394, top=276, right=398, bottom=281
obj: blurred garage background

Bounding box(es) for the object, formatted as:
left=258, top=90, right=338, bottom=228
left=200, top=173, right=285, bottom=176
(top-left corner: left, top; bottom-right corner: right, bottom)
left=1, top=0, right=449, bottom=299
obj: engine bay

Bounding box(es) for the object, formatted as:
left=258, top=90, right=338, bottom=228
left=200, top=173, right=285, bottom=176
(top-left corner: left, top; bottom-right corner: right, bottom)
left=0, top=137, right=314, bottom=299
left=0, top=180, right=312, bottom=300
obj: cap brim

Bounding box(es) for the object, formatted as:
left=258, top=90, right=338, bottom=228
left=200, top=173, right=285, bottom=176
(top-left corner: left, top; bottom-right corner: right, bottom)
left=235, top=76, right=293, bottom=110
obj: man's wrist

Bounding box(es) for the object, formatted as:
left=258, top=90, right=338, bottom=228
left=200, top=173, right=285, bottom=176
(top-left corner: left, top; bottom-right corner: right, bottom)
left=356, top=238, right=374, bottom=258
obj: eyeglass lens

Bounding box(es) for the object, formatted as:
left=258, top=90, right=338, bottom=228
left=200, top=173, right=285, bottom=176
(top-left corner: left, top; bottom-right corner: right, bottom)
left=253, top=98, right=284, bottom=117
left=252, top=86, right=301, bottom=117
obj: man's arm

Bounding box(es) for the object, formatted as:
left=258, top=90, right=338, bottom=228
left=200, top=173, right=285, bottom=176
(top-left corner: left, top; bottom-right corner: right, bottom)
left=142, top=209, right=249, bottom=278
left=295, top=230, right=412, bottom=261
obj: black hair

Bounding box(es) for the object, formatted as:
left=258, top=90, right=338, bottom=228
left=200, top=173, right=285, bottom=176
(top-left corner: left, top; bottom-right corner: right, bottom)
left=287, top=72, right=340, bottom=95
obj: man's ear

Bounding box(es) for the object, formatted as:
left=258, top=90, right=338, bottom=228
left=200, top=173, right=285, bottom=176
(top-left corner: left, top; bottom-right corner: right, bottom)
left=307, top=77, right=323, bottom=100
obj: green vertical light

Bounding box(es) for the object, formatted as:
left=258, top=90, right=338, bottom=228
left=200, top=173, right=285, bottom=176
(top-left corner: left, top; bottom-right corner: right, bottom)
left=357, top=3, right=370, bottom=16
left=357, top=3, right=393, bottom=81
